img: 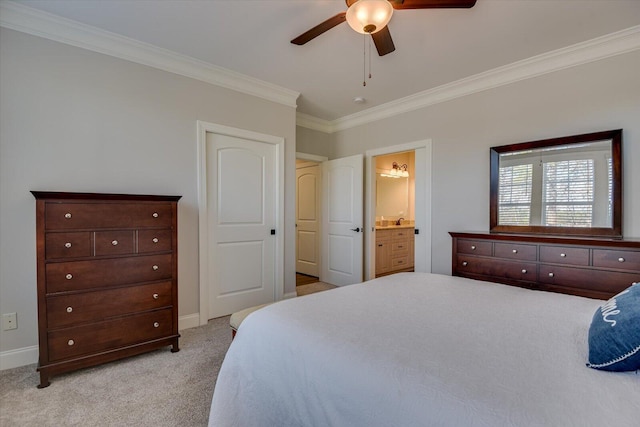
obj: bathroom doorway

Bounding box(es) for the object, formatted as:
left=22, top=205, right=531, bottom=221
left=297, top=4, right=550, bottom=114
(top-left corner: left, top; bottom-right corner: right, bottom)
left=365, top=140, right=432, bottom=281
left=373, top=151, right=416, bottom=277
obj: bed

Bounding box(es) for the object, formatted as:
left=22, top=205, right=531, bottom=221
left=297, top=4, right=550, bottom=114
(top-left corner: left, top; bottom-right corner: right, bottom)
left=208, top=273, right=639, bottom=426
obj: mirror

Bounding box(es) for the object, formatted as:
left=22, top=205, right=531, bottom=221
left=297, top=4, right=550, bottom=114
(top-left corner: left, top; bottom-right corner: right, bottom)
left=376, top=174, right=409, bottom=218
left=490, top=129, right=622, bottom=237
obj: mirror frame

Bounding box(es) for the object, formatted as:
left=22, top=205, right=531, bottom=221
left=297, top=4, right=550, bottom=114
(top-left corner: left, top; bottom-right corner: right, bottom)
left=490, top=129, right=622, bottom=238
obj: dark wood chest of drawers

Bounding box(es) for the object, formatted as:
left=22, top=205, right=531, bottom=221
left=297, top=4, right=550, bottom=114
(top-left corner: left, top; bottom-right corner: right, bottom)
left=450, top=232, right=640, bottom=299
left=32, top=192, right=181, bottom=388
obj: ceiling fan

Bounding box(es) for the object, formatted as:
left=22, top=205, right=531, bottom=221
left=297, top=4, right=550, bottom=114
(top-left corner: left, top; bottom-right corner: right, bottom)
left=291, top=0, right=477, bottom=56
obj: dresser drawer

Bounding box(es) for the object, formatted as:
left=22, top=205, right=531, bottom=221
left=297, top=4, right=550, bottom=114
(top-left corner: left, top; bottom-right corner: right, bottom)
left=539, top=265, right=638, bottom=295
left=457, top=257, right=536, bottom=282
left=138, top=229, right=172, bottom=253
left=46, top=254, right=172, bottom=293
left=592, top=249, right=640, bottom=271
left=457, top=239, right=492, bottom=257
left=494, top=242, right=536, bottom=261
left=47, top=281, right=173, bottom=328
left=47, top=308, right=173, bottom=362
left=45, top=232, right=91, bottom=259
left=95, top=230, right=135, bottom=256
left=45, top=203, right=172, bottom=230
left=539, top=245, right=589, bottom=266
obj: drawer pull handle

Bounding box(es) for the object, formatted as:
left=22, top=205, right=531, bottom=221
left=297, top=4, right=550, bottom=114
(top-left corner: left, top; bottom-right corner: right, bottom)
left=152, top=265, right=159, bottom=271
left=68, top=339, right=74, bottom=346
left=111, top=240, right=118, bottom=246
left=65, top=274, right=73, bottom=280
left=522, top=269, right=527, bottom=274
left=471, top=245, right=476, bottom=250
left=512, top=249, right=518, bottom=254
left=378, top=244, right=383, bottom=247
left=152, top=212, right=159, bottom=218
left=66, top=306, right=73, bottom=313
left=618, top=257, right=625, bottom=263
left=462, top=261, right=468, bottom=267
left=560, top=253, right=566, bottom=257
left=153, top=293, right=159, bottom=300
left=548, top=272, right=554, bottom=278
left=152, top=237, right=159, bottom=243
left=64, top=213, right=72, bottom=219
left=153, top=322, right=160, bottom=328
left=398, top=245, right=403, bottom=248
left=64, top=242, right=72, bottom=248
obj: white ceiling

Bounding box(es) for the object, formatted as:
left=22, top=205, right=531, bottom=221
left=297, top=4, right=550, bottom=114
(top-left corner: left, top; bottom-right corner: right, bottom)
left=10, top=0, right=640, bottom=121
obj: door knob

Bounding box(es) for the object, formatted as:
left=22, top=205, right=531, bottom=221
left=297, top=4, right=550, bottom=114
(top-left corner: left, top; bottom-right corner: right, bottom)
left=350, top=227, right=361, bottom=232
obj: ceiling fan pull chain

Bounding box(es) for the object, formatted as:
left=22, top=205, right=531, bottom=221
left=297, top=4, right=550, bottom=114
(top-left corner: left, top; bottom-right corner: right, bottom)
left=363, top=33, right=367, bottom=86
left=369, top=37, right=372, bottom=80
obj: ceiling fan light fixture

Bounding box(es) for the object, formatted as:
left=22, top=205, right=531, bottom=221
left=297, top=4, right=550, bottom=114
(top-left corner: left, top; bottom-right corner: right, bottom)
left=346, top=0, right=394, bottom=34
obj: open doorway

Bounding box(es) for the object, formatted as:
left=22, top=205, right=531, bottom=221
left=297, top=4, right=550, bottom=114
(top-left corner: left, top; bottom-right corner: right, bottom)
left=373, top=151, right=416, bottom=277
left=295, top=153, right=327, bottom=287
left=365, top=140, right=432, bottom=281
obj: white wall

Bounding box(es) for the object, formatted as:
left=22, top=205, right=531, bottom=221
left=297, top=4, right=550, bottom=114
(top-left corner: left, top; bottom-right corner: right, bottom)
left=331, top=51, right=640, bottom=275
left=0, top=29, right=297, bottom=359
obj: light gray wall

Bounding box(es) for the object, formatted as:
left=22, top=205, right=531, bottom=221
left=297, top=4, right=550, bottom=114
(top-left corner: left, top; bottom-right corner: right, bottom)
left=332, top=51, right=640, bottom=275
left=0, top=29, right=297, bottom=355
left=296, top=126, right=333, bottom=158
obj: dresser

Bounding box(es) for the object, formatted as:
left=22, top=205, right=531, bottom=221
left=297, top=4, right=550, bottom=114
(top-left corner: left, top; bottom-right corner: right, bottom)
left=450, top=232, right=640, bottom=299
left=32, top=191, right=181, bottom=388
left=375, top=227, right=414, bottom=276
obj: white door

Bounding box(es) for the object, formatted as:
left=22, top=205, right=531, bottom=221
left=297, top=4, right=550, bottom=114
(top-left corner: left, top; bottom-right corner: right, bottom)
left=296, top=163, right=320, bottom=277
left=206, top=132, right=277, bottom=318
left=322, top=155, right=364, bottom=286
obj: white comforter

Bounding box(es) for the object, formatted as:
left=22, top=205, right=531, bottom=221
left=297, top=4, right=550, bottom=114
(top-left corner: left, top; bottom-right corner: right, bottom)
left=209, top=273, right=639, bottom=426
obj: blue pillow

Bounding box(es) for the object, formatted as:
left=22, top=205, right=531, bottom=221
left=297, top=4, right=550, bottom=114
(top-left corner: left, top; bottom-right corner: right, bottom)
left=587, top=283, right=640, bottom=372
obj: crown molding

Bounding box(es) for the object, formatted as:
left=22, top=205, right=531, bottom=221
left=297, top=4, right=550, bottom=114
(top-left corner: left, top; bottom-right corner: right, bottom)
left=0, top=1, right=300, bottom=108
left=301, top=25, right=640, bottom=134
left=295, top=112, right=333, bottom=133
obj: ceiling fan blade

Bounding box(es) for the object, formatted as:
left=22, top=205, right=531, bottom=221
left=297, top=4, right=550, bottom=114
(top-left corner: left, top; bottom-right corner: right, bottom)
left=291, top=12, right=347, bottom=45
left=371, top=26, right=396, bottom=56
left=391, top=0, right=477, bottom=9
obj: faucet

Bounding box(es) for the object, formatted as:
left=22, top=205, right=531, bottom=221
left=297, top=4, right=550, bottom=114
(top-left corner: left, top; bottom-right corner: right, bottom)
left=395, top=218, right=404, bottom=226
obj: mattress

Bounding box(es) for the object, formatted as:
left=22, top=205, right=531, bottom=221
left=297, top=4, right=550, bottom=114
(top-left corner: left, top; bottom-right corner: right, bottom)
left=208, top=273, right=639, bottom=426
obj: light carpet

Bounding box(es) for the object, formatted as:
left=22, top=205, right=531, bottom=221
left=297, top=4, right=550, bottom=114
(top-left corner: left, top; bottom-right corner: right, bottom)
left=0, top=315, right=231, bottom=427
left=296, top=281, right=337, bottom=296
left=1, top=284, right=338, bottom=426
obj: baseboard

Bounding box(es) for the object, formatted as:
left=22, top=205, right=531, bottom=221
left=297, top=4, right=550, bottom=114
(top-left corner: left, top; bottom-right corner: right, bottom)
left=1, top=313, right=202, bottom=371
left=0, top=345, right=38, bottom=370
left=178, top=313, right=200, bottom=331
left=283, top=291, right=297, bottom=299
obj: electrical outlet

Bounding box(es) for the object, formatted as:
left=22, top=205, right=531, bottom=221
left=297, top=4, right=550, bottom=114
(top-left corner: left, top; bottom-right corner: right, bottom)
left=2, top=313, right=17, bottom=330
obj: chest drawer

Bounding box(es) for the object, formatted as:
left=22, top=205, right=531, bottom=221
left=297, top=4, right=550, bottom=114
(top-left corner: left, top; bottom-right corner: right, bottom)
left=45, top=232, right=91, bottom=259
left=45, top=203, right=172, bottom=230
left=539, top=245, right=589, bottom=266
left=47, top=308, right=173, bottom=362
left=138, top=229, right=172, bottom=253
left=46, top=254, right=172, bottom=293
left=47, top=281, right=173, bottom=328
left=494, top=242, right=536, bottom=261
left=457, top=239, right=492, bottom=257
left=592, top=249, right=640, bottom=271
left=95, top=230, right=135, bottom=256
